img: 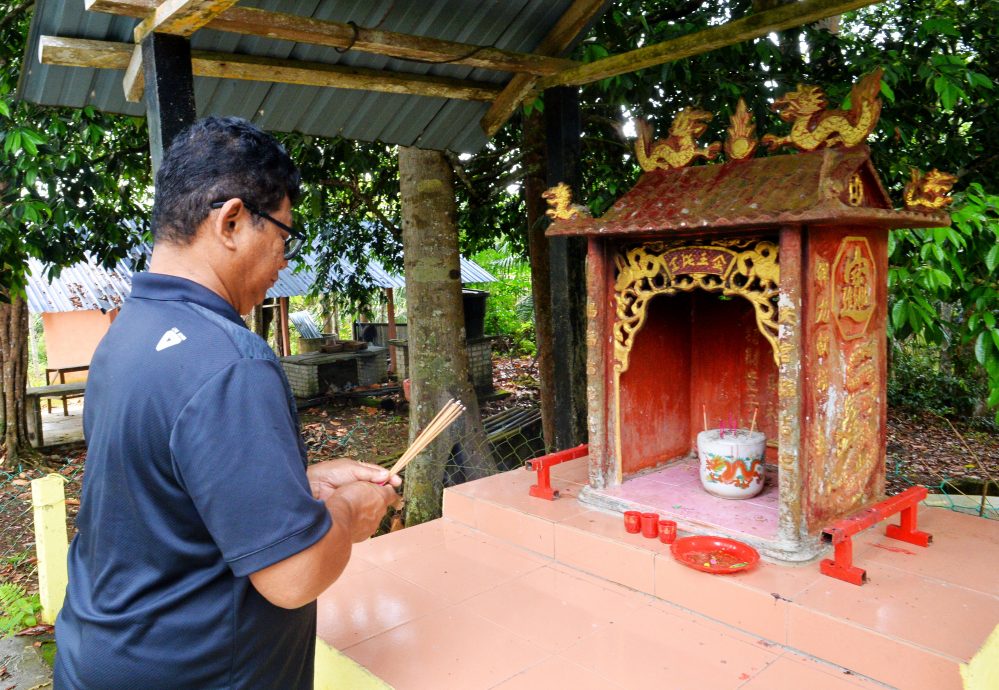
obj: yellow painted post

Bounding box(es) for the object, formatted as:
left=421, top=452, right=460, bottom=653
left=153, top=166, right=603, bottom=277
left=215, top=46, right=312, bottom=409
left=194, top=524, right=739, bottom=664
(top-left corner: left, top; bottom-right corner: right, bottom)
left=962, top=624, right=999, bottom=690
left=313, top=638, right=392, bottom=690
left=30, top=473, right=70, bottom=625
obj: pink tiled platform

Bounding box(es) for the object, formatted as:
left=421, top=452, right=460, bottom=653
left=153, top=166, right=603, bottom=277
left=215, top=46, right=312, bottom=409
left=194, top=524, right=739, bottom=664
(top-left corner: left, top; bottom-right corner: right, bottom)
left=596, top=455, right=781, bottom=540
left=317, top=458, right=999, bottom=689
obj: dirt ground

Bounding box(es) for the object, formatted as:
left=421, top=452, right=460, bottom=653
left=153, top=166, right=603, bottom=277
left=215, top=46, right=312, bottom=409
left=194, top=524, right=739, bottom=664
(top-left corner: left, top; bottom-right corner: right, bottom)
left=1, top=355, right=996, bottom=593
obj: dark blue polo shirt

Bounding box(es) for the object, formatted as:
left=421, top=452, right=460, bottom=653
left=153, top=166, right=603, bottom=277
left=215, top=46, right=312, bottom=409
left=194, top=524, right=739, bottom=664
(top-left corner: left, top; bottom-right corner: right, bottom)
left=55, top=273, right=331, bottom=690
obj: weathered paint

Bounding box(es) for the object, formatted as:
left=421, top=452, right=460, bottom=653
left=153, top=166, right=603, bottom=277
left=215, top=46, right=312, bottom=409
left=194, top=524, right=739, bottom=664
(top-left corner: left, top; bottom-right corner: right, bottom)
left=776, top=226, right=805, bottom=546
left=802, top=226, right=888, bottom=531
left=571, top=144, right=947, bottom=560
left=585, top=237, right=610, bottom=489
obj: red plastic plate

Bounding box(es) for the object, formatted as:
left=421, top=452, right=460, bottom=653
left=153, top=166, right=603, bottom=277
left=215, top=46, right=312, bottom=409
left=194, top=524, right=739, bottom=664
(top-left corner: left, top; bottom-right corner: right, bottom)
left=670, top=535, right=760, bottom=574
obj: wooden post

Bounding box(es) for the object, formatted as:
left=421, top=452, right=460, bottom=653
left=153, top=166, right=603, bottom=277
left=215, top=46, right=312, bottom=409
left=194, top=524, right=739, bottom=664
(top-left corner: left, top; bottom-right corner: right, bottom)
left=141, top=32, right=196, bottom=175
left=385, top=288, right=397, bottom=375
left=545, top=86, right=588, bottom=449
left=279, top=296, right=291, bottom=356
left=31, top=474, right=69, bottom=624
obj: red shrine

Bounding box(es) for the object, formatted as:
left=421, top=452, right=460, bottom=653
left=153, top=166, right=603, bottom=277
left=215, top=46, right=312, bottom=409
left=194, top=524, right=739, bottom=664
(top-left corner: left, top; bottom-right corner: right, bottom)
left=544, top=71, right=954, bottom=560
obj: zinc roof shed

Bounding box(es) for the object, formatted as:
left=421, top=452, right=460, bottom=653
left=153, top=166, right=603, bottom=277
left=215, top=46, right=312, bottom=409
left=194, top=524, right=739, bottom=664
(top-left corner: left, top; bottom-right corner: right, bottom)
left=18, top=0, right=613, bottom=154
left=18, top=1, right=876, bottom=153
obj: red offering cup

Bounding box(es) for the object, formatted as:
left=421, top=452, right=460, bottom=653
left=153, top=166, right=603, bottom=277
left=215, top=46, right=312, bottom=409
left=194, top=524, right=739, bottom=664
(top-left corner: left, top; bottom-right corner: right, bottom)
left=658, top=519, right=677, bottom=544
left=623, top=510, right=642, bottom=534
left=640, top=512, right=659, bottom=538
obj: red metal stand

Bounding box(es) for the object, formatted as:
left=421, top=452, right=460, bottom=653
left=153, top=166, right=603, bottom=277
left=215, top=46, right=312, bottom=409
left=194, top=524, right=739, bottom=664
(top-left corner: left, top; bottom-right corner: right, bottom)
left=526, top=444, right=589, bottom=500
left=820, top=486, right=933, bottom=585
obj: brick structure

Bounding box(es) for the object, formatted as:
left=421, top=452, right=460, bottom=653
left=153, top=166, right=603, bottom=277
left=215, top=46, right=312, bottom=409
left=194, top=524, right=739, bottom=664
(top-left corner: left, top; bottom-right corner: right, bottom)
left=392, top=337, right=495, bottom=395
left=281, top=346, right=387, bottom=399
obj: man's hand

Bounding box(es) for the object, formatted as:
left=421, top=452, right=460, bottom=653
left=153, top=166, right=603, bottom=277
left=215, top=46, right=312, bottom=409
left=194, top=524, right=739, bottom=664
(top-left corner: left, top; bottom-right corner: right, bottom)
left=330, top=481, right=401, bottom=543
left=307, top=458, right=401, bottom=501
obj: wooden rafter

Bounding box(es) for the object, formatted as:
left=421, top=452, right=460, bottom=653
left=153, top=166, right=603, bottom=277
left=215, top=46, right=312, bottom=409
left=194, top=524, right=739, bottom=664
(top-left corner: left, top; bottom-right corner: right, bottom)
left=84, top=0, right=156, bottom=17
left=480, top=0, right=608, bottom=138
left=541, top=0, right=879, bottom=88
left=85, top=0, right=577, bottom=77
left=133, top=0, right=242, bottom=44
left=39, top=36, right=503, bottom=102
left=123, top=45, right=144, bottom=102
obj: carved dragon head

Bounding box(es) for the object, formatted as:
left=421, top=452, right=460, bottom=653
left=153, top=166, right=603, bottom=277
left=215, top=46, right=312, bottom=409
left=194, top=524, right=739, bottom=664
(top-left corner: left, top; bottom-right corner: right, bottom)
left=668, top=107, right=714, bottom=138
left=912, top=169, right=957, bottom=195
left=771, top=84, right=828, bottom=121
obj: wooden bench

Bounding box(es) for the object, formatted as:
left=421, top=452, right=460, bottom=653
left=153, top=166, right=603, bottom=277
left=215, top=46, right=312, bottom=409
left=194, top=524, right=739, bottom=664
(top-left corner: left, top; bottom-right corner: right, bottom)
left=25, top=382, right=87, bottom=448
left=45, top=365, right=89, bottom=415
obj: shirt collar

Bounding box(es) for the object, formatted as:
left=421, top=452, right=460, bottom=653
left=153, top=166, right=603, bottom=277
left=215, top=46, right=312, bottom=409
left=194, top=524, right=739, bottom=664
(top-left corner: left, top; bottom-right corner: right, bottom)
left=130, top=272, right=246, bottom=327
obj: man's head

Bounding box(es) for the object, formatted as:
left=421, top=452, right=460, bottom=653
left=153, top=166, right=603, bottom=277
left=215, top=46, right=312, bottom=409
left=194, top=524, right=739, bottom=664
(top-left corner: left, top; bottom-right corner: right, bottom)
left=152, top=116, right=301, bottom=243
left=150, top=117, right=302, bottom=314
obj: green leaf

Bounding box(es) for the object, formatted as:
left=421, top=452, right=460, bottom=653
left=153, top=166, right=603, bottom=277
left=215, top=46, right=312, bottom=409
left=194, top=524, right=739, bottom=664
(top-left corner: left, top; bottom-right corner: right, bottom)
left=976, top=332, right=988, bottom=365
left=930, top=269, right=951, bottom=288
left=879, top=81, right=895, bottom=103
left=891, top=300, right=908, bottom=330
left=986, top=244, right=999, bottom=273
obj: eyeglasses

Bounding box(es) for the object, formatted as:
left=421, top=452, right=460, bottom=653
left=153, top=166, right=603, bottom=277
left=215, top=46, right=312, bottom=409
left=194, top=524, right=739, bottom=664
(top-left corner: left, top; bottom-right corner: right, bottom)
left=210, top=201, right=306, bottom=260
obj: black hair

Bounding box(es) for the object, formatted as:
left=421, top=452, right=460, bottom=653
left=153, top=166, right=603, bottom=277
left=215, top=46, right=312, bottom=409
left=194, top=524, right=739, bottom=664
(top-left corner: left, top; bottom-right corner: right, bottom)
left=151, top=116, right=301, bottom=243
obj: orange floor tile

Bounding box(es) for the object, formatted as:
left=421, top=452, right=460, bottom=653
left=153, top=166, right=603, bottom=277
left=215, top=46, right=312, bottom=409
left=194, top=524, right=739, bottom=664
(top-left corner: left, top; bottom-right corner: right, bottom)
left=317, top=459, right=998, bottom=689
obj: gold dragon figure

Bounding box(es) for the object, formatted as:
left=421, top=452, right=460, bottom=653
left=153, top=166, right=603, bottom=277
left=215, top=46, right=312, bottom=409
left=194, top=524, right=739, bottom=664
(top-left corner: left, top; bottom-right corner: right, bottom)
left=903, top=168, right=957, bottom=211
left=761, top=68, right=883, bottom=152
left=542, top=182, right=591, bottom=221
left=634, top=108, right=721, bottom=171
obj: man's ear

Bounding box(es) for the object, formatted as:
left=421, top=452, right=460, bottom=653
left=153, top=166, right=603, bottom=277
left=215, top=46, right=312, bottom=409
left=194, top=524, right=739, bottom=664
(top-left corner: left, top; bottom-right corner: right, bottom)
left=209, top=198, right=245, bottom=251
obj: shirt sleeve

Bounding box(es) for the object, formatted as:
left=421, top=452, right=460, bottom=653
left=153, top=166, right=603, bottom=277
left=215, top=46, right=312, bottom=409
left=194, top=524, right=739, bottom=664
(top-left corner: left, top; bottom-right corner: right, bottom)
left=170, top=358, right=331, bottom=577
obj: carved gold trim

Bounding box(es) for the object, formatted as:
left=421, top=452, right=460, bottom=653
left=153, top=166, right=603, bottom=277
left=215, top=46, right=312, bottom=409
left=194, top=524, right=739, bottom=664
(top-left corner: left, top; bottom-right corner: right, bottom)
left=848, top=173, right=864, bottom=206
left=833, top=236, right=876, bottom=341
left=613, top=239, right=781, bottom=371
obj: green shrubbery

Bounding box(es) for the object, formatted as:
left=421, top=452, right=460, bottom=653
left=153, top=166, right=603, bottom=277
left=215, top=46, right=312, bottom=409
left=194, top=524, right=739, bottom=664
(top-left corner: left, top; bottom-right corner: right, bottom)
left=0, top=582, right=42, bottom=635
left=888, top=343, right=986, bottom=420
left=470, top=246, right=536, bottom=357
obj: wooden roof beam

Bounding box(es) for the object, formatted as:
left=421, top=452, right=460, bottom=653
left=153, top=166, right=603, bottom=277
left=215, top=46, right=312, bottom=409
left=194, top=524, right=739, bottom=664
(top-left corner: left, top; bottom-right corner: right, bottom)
left=480, top=0, right=608, bottom=138
left=85, top=0, right=157, bottom=18
left=133, top=1, right=242, bottom=44
left=39, top=36, right=503, bottom=102
left=540, top=0, right=879, bottom=88
left=85, top=1, right=578, bottom=77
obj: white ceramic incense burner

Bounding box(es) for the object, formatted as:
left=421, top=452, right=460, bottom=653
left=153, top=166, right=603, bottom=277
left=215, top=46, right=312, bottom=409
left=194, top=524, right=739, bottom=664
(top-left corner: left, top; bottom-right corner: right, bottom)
left=696, top=429, right=766, bottom=499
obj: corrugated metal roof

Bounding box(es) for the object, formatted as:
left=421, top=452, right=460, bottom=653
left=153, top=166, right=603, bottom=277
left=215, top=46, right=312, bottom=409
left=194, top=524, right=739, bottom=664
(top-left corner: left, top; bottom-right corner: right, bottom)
left=18, top=0, right=605, bottom=153
left=547, top=147, right=951, bottom=237
left=26, top=254, right=135, bottom=313
left=27, top=248, right=496, bottom=312
left=289, top=311, right=323, bottom=339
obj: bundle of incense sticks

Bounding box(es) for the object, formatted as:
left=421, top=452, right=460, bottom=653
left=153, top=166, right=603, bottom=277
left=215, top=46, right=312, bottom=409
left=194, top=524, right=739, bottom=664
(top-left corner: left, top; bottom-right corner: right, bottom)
left=385, top=398, right=466, bottom=480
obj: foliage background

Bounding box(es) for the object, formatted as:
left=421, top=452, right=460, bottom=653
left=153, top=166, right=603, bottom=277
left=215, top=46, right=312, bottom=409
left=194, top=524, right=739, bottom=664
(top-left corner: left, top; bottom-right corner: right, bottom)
left=1, top=0, right=997, bottom=424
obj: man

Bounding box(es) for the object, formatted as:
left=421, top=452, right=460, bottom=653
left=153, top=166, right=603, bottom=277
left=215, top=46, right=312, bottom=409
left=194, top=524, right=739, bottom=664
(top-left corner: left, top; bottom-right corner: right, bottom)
left=54, top=117, right=400, bottom=689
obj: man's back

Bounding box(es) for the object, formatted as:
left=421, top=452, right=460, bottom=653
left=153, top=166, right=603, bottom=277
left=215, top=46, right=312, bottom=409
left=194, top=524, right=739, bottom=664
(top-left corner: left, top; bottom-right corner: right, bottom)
left=55, top=273, right=329, bottom=690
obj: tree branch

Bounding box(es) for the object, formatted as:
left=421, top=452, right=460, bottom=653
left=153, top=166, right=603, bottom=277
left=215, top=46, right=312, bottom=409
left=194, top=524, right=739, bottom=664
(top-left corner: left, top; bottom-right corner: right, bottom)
left=445, top=151, right=481, bottom=203
left=0, top=0, right=34, bottom=33
left=318, top=177, right=401, bottom=240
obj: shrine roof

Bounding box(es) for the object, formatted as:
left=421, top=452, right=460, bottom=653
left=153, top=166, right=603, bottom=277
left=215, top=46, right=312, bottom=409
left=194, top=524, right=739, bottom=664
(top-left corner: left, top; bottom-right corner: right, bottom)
left=546, top=146, right=950, bottom=237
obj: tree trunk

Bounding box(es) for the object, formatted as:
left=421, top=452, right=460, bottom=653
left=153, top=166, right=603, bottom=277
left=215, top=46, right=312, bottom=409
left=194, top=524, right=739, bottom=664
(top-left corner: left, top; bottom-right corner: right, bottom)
left=398, top=146, right=496, bottom=526
left=0, top=295, right=30, bottom=466
left=523, top=108, right=556, bottom=450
